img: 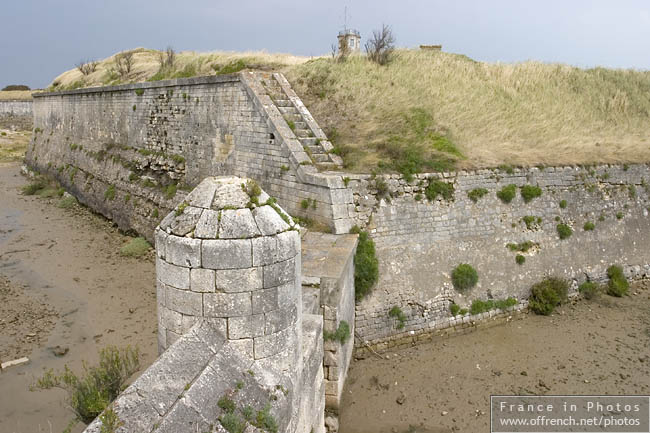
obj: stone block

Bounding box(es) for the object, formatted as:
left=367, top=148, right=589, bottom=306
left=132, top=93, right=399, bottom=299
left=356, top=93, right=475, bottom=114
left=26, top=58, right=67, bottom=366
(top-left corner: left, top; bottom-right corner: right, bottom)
left=264, top=306, right=297, bottom=334
left=276, top=230, right=300, bottom=262
left=252, top=205, right=290, bottom=235
left=190, top=268, right=215, bottom=293
left=160, top=306, right=183, bottom=333
left=203, top=292, right=252, bottom=317
left=219, top=208, right=261, bottom=239
left=157, top=258, right=190, bottom=290
left=202, top=239, right=252, bottom=269
left=194, top=209, right=219, bottom=239
left=263, top=258, right=296, bottom=288
left=166, top=236, right=201, bottom=268
left=324, top=380, right=338, bottom=396
left=166, top=286, right=203, bottom=316
left=228, top=314, right=264, bottom=339
left=215, top=267, right=263, bottom=293
left=252, top=287, right=279, bottom=314
left=155, top=229, right=168, bottom=259
left=228, top=338, right=254, bottom=359
left=252, top=236, right=278, bottom=266
left=253, top=328, right=290, bottom=359
left=277, top=281, right=300, bottom=305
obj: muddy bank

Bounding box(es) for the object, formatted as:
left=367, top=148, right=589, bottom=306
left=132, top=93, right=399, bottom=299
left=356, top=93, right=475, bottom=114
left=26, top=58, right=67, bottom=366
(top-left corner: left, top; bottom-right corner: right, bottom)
left=339, top=281, right=650, bottom=433
left=0, top=162, right=157, bottom=433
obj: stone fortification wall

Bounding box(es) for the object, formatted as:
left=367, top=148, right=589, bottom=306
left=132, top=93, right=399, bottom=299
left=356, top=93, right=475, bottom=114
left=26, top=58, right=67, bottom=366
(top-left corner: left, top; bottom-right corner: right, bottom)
left=26, top=73, right=354, bottom=240
left=0, top=100, right=32, bottom=130
left=348, top=164, right=650, bottom=348
left=85, top=176, right=325, bottom=433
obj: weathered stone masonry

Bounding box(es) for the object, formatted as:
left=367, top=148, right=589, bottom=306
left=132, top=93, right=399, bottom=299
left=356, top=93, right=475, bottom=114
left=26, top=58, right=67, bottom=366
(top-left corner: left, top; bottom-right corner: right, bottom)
left=27, top=73, right=354, bottom=240
left=85, top=176, right=325, bottom=433
left=348, top=164, right=650, bottom=352
left=0, top=100, right=32, bottom=130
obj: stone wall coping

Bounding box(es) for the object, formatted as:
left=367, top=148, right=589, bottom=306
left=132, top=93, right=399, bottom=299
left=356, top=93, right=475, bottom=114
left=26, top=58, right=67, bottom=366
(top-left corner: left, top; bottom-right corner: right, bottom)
left=33, top=73, right=240, bottom=98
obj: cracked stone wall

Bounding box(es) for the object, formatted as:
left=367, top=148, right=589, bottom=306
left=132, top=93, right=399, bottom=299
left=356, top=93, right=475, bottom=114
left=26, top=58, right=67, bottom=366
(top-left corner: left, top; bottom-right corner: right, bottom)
left=84, top=176, right=325, bottom=433
left=348, top=164, right=650, bottom=349
left=26, top=74, right=353, bottom=240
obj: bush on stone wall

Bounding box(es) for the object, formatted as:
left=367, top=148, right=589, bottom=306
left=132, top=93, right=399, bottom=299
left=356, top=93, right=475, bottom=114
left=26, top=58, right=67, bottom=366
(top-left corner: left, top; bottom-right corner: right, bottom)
left=451, top=264, right=478, bottom=292
left=520, top=185, right=542, bottom=203
left=425, top=179, right=454, bottom=201
left=606, top=265, right=629, bottom=297
left=528, top=277, right=568, bottom=315
left=350, top=226, right=379, bottom=301
left=556, top=223, right=572, bottom=239
left=578, top=281, right=601, bottom=300
left=497, top=184, right=516, bottom=203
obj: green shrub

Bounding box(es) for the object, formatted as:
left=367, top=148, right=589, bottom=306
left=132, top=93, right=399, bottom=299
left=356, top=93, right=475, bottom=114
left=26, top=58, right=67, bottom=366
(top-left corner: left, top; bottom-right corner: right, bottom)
left=175, top=201, right=189, bottom=216
left=628, top=185, right=636, bottom=198
left=350, top=227, right=379, bottom=301
left=469, top=297, right=517, bottom=315
left=497, top=164, right=514, bottom=174
left=22, top=179, right=46, bottom=195
left=388, top=306, right=407, bottom=329
left=58, top=196, right=77, bottom=209
left=606, top=265, right=629, bottom=297
left=515, top=254, right=526, bottom=265
left=496, top=184, right=516, bottom=203
left=34, top=346, right=139, bottom=423
left=528, top=277, right=568, bottom=315
left=583, top=221, right=595, bottom=231
left=507, top=241, right=535, bottom=252
left=451, top=264, right=478, bottom=292
left=556, top=223, right=572, bottom=239
left=450, top=303, right=461, bottom=316
left=218, top=396, right=237, bottom=413
left=104, top=185, right=116, bottom=201
left=119, top=237, right=151, bottom=257
left=520, top=185, right=542, bottom=203
left=220, top=412, right=246, bottom=433
left=559, top=199, right=567, bottom=209
left=521, top=215, right=542, bottom=230
left=134, top=88, right=144, bottom=96
left=162, top=183, right=177, bottom=200
left=467, top=188, right=488, bottom=203
left=300, top=199, right=310, bottom=209
left=323, top=321, right=350, bottom=344
left=616, top=211, right=624, bottom=220
left=425, top=179, right=454, bottom=201
left=578, top=281, right=600, bottom=300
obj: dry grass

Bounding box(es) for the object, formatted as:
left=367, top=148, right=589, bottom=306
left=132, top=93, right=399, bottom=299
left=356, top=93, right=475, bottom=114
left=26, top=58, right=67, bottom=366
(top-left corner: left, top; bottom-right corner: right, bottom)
left=0, top=130, right=30, bottom=162
left=286, top=50, right=650, bottom=171
left=49, top=48, right=312, bottom=90
left=0, top=91, right=33, bottom=101
left=46, top=48, right=650, bottom=170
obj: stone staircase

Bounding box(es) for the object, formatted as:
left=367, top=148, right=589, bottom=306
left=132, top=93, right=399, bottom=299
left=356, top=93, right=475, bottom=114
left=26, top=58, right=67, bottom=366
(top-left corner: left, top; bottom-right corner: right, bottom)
left=257, top=73, right=342, bottom=171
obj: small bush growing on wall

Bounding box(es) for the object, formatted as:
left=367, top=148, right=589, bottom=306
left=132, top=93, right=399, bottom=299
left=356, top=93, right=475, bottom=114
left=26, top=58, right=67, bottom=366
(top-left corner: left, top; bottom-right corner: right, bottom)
left=469, top=297, right=517, bottom=315
left=323, top=321, right=350, bottom=344
left=388, top=306, right=407, bottom=329
left=578, top=281, right=601, bottom=300
left=606, top=265, right=629, bottom=297
left=467, top=188, right=488, bottom=203
left=556, top=223, right=572, bottom=239
left=559, top=199, right=567, bottom=209
left=528, top=277, right=568, bottom=315
left=450, top=303, right=461, bottom=316
left=515, top=254, right=526, bottom=265
left=350, top=226, right=379, bottom=301
left=520, top=185, right=542, bottom=203
left=425, top=179, right=454, bottom=201
left=583, top=221, right=595, bottom=231
left=451, top=264, right=478, bottom=292
left=497, top=184, right=516, bottom=203
left=104, top=185, right=116, bottom=201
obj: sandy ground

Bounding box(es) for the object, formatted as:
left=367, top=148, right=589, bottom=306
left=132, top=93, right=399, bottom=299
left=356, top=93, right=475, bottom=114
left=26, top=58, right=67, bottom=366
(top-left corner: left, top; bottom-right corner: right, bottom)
left=339, top=282, right=650, bottom=433
left=0, top=161, right=157, bottom=433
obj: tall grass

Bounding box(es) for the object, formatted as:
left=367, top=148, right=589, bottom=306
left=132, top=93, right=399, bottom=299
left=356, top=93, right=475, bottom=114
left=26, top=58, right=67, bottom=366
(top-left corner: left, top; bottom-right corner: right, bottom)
left=287, top=50, right=650, bottom=171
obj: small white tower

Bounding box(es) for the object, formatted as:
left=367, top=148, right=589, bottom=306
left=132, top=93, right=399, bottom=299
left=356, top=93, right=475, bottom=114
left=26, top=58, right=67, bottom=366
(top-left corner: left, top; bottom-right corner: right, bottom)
left=338, top=29, right=361, bottom=54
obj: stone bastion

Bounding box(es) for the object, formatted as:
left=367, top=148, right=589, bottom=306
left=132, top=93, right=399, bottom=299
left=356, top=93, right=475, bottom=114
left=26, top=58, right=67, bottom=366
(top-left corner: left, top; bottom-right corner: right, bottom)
left=85, top=176, right=327, bottom=433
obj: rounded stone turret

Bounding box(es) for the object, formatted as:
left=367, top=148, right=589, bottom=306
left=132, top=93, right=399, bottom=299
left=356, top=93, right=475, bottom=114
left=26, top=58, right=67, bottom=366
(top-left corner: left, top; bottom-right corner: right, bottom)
left=154, top=176, right=302, bottom=361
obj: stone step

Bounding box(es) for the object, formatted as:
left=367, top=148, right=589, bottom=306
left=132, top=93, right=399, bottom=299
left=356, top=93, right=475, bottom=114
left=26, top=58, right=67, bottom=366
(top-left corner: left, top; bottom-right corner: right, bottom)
left=299, top=137, right=320, bottom=146
left=294, top=128, right=313, bottom=138
left=304, top=144, right=325, bottom=154
left=268, top=92, right=285, bottom=100
left=278, top=106, right=299, bottom=115
left=311, top=153, right=330, bottom=163
left=274, top=99, right=293, bottom=108
left=316, top=162, right=340, bottom=171
left=283, top=113, right=303, bottom=122
left=293, top=121, right=308, bottom=130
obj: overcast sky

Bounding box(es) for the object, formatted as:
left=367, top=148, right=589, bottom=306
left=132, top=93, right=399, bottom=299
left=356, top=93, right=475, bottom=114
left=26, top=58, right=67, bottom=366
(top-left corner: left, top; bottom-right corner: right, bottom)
left=2, top=0, right=649, bottom=89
